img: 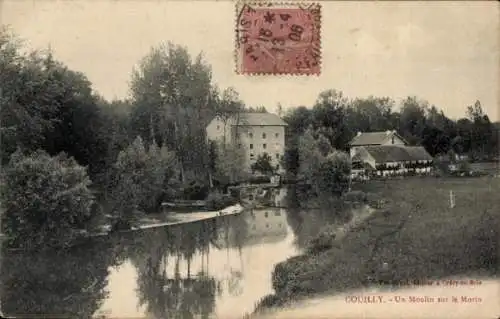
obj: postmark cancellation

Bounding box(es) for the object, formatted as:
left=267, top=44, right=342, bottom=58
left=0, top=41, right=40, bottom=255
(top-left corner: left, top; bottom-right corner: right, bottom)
left=235, top=1, right=321, bottom=75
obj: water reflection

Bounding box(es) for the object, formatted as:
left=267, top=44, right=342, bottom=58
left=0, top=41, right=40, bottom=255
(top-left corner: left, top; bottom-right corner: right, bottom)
left=122, top=220, right=221, bottom=319
left=0, top=239, right=119, bottom=318
left=99, top=208, right=299, bottom=319
left=0, top=195, right=313, bottom=319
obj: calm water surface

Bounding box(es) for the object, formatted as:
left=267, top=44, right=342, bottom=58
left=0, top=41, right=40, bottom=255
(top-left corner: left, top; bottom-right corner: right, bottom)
left=1, top=199, right=330, bottom=319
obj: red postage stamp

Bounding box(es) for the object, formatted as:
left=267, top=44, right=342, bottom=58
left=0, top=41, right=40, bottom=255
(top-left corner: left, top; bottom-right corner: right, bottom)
left=235, top=2, right=321, bottom=75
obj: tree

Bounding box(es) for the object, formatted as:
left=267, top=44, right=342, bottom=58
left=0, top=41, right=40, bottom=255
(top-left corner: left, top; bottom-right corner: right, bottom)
left=213, top=141, right=247, bottom=185
left=297, top=128, right=326, bottom=183
left=0, top=29, right=108, bottom=180
left=247, top=106, right=268, bottom=113
left=466, top=100, right=494, bottom=159
left=251, top=153, right=275, bottom=175
left=109, top=136, right=177, bottom=228
left=0, top=150, right=100, bottom=249
left=311, top=90, right=350, bottom=149
left=129, top=43, right=215, bottom=183
left=95, top=98, right=134, bottom=196
left=398, top=96, right=428, bottom=145
left=346, top=96, right=395, bottom=134
left=315, top=151, right=352, bottom=196
left=214, top=87, right=245, bottom=146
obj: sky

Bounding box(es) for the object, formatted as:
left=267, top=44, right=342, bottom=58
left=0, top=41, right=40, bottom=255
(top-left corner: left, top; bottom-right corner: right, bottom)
left=1, top=0, right=499, bottom=121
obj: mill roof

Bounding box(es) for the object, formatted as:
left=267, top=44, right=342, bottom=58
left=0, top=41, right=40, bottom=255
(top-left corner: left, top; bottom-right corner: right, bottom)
left=363, top=145, right=433, bottom=163
left=230, top=112, right=287, bottom=126
left=350, top=131, right=408, bottom=146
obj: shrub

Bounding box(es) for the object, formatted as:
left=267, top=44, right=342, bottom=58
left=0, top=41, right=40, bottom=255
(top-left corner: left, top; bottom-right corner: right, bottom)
left=0, top=150, right=100, bottom=249
left=315, top=151, right=351, bottom=197
left=109, top=137, right=176, bottom=227
left=205, top=191, right=238, bottom=211
left=251, top=153, right=276, bottom=175
left=182, top=181, right=209, bottom=200
left=306, top=224, right=339, bottom=254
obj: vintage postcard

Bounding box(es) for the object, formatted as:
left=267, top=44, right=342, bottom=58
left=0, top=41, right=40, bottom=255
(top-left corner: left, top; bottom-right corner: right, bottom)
left=0, top=1, right=499, bottom=319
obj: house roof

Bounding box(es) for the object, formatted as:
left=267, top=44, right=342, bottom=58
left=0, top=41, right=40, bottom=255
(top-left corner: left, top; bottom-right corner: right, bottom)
left=230, top=112, right=287, bottom=126
left=349, top=131, right=407, bottom=146
left=363, top=145, right=433, bottom=163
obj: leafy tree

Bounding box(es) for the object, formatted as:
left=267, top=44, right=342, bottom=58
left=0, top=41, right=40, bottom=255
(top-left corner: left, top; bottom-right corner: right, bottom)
left=251, top=153, right=275, bottom=175
left=466, top=100, right=494, bottom=159
left=0, top=150, right=100, bottom=249
left=95, top=98, right=134, bottom=196
left=315, top=151, right=352, bottom=196
left=311, top=90, right=351, bottom=150
left=283, top=106, right=312, bottom=138
left=214, top=87, right=245, bottom=145
left=247, top=106, right=268, bottom=113
left=109, top=136, right=177, bottom=228
left=129, top=43, right=215, bottom=182
left=297, top=128, right=326, bottom=183
left=213, top=141, right=247, bottom=185
left=346, top=96, right=395, bottom=134
left=398, top=96, right=428, bottom=145
left=0, top=28, right=108, bottom=180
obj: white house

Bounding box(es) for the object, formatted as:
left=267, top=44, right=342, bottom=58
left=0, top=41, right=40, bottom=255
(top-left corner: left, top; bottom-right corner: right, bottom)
left=349, top=130, right=434, bottom=178
left=349, top=130, right=408, bottom=158
left=206, top=112, right=287, bottom=173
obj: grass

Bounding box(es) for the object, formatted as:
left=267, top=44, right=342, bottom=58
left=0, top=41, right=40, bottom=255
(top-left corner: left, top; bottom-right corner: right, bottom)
left=255, top=176, right=500, bottom=312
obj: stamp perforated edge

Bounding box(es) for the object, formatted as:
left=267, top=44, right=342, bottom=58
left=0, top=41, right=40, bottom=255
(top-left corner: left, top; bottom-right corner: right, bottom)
left=234, top=1, right=322, bottom=76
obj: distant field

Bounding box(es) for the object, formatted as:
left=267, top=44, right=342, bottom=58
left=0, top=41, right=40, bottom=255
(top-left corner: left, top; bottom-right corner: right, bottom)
left=260, top=176, right=500, bottom=309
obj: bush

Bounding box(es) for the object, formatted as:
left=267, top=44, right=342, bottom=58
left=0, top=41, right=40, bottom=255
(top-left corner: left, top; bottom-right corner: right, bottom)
left=251, top=153, right=276, bottom=175
left=315, top=151, right=351, bottom=196
left=205, top=191, right=238, bottom=211
left=306, top=224, right=339, bottom=254
left=182, top=181, right=209, bottom=200
left=0, top=150, right=100, bottom=249
left=109, top=137, right=176, bottom=227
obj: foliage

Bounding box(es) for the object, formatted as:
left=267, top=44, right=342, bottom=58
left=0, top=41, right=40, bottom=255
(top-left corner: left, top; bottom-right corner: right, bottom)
left=0, top=239, right=120, bottom=318
left=212, top=141, right=247, bottom=185
left=297, top=128, right=326, bottom=183
left=109, top=136, right=176, bottom=226
left=129, top=42, right=216, bottom=183
left=311, top=90, right=351, bottom=150
left=0, top=29, right=109, bottom=179
left=246, top=106, right=268, bottom=113
left=126, top=221, right=222, bottom=319
left=251, top=153, right=275, bottom=175
left=205, top=190, right=238, bottom=210
left=284, top=90, right=498, bottom=180
left=315, top=151, right=352, bottom=196
left=306, top=224, right=340, bottom=254
left=0, top=150, right=100, bottom=249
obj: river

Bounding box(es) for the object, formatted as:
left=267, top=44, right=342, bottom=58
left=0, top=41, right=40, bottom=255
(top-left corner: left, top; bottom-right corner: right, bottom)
left=2, top=191, right=497, bottom=319
left=0, top=202, right=313, bottom=319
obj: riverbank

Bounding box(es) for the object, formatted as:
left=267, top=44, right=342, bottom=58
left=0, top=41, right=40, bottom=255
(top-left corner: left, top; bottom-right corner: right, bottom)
left=253, top=176, right=500, bottom=314
left=254, top=277, right=500, bottom=319
left=90, top=203, right=246, bottom=236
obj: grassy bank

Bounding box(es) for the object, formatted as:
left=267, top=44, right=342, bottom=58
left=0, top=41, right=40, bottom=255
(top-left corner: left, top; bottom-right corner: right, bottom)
left=255, top=176, right=500, bottom=312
